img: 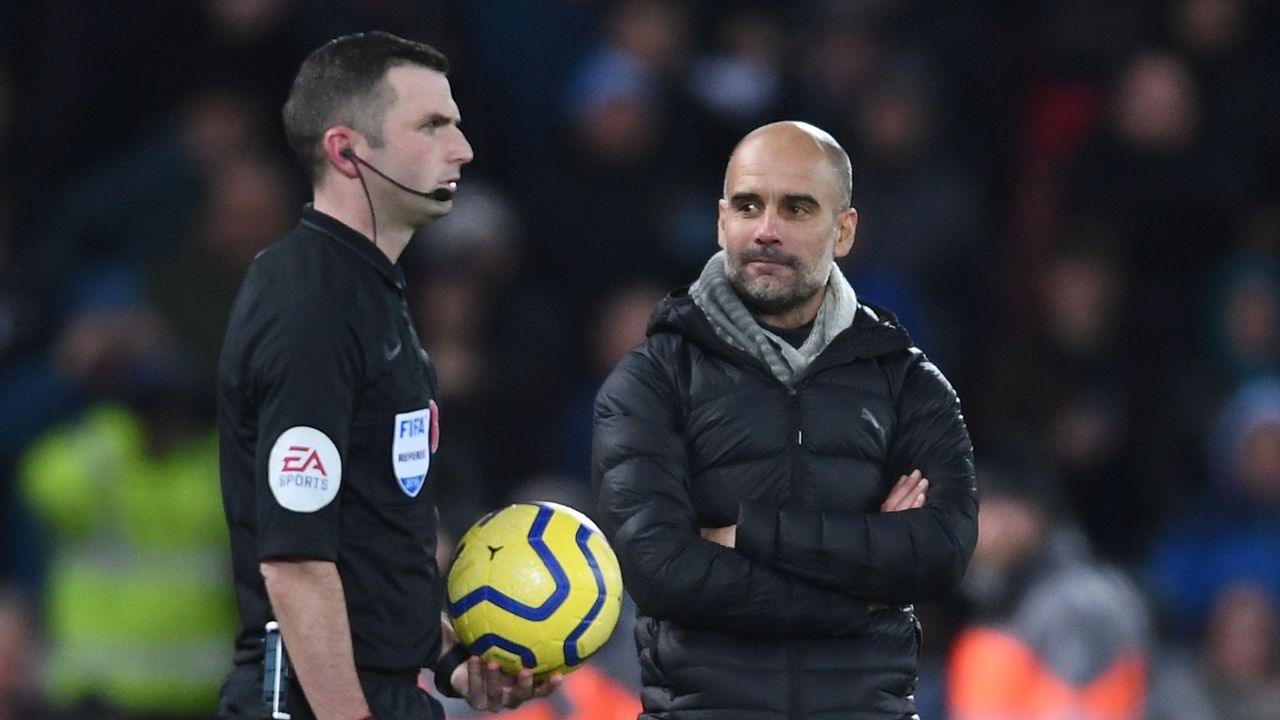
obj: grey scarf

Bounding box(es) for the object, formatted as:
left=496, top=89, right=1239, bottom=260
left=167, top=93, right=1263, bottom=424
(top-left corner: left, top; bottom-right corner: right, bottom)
left=690, top=250, right=859, bottom=386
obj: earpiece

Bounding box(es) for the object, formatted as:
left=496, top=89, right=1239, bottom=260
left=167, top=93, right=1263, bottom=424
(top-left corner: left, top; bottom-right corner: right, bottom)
left=340, top=146, right=356, bottom=160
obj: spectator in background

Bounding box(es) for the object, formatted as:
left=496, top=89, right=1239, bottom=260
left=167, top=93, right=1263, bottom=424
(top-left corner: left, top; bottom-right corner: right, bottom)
left=838, top=58, right=983, bottom=375
left=1165, top=0, right=1280, bottom=199
left=527, top=0, right=692, bottom=314
left=0, top=87, right=274, bottom=466
left=0, top=274, right=174, bottom=595
left=1200, top=583, right=1280, bottom=720
left=1145, top=378, right=1280, bottom=716
left=35, top=87, right=272, bottom=302
left=790, top=2, right=885, bottom=129
left=1148, top=249, right=1280, bottom=517
left=686, top=6, right=787, bottom=138
left=948, top=464, right=1152, bottom=720
left=147, top=151, right=298, bottom=390
left=983, top=236, right=1143, bottom=560
left=555, top=281, right=665, bottom=488
left=1067, top=49, right=1232, bottom=367
left=18, top=349, right=235, bottom=718
left=0, top=587, right=53, bottom=720
left=1201, top=252, right=1280, bottom=393
left=0, top=88, right=269, bottom=506
left=0, top=89, right=272, bottom=594
left=452, top=0, right=604, bottom=174
left=1148, top=378, right=1280, bottom=635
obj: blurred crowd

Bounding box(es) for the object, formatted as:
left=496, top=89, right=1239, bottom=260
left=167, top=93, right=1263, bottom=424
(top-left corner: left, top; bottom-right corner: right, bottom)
left=1, top=0, right=1279, bottom=718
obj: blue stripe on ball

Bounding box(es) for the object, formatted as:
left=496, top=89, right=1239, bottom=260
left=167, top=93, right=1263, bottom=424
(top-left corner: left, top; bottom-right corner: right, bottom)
left=563, top=523, right=607, bottom=666
left=468, top=634, right=538, bottom=669
left=449, top=505, right=570, bottom=621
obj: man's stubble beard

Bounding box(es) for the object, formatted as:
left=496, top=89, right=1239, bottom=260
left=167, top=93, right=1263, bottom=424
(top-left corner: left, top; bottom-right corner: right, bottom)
left=725, top=252, right=830, bottom=316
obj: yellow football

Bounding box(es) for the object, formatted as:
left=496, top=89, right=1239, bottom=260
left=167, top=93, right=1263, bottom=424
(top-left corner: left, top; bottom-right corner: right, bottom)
left=446, top=502, right=623, bottom=676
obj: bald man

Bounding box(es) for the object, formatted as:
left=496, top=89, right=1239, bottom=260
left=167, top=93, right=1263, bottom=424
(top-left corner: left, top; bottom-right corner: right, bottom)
left=592, top=121, right=978, bottom=718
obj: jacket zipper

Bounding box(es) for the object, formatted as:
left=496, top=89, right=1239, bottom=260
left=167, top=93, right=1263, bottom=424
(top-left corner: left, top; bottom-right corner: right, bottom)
left=788, top=386, right=804, bottom=508
left=788, top=387, right=804, bottom=720
left=788, top=642, right=803, bottom=720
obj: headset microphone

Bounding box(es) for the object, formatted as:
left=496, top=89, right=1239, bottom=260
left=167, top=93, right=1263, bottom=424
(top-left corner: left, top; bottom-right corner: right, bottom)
left=342, top=146, right=455, bottom=250
left=341, top=148, right=454, bottom=201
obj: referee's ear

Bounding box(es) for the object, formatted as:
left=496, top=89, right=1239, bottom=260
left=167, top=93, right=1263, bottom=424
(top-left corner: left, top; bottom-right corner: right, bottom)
left=323, top=128, right=361, bottom=179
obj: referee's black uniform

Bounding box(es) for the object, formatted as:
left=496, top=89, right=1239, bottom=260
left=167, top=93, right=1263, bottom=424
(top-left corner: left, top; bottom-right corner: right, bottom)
left=217, top=205, right=444, bottom=719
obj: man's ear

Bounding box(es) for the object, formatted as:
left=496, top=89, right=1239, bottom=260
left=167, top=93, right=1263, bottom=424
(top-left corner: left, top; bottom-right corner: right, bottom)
left=716, top=199, right=728, bottom=250
left=834, top=207, right=858, bottom=258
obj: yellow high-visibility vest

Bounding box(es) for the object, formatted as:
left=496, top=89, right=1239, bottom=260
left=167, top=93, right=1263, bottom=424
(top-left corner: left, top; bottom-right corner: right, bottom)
left=21, top=404, right=235, bottom=714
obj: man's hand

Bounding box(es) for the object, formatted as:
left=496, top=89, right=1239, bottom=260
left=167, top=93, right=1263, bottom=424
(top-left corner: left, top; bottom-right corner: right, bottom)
left=868, top=470, right=930, bottom=611
left=451, top=657, right=561, bottom=711
left=700, top=524, right=737, bottom=548
left=882, top=469, right=928, bottom=512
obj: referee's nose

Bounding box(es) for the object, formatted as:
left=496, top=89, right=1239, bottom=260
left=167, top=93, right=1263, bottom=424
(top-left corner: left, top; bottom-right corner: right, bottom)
left=449, top=126, right=474, bottom=167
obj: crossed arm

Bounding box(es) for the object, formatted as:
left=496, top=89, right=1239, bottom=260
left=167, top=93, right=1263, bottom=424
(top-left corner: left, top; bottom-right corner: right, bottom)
left=700, top=469, right=930, bottom=546
left=727, top=357, right=978, bottom=604
left=594, top=348, right=978, bottom=633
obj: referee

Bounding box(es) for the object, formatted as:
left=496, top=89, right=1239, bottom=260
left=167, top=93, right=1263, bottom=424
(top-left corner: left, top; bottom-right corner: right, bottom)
left=216, top=32, right=557, bottom=719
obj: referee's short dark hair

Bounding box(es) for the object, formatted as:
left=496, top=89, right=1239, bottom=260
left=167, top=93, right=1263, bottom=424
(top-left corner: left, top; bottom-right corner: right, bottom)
left=283, top=31, right=449, bottom=184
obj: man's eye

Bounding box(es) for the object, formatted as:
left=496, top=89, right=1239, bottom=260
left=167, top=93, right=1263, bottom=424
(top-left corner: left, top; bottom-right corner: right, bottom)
left=789, top=204, right=808, bottom=215
left=740, top=203, right=759, bottom=213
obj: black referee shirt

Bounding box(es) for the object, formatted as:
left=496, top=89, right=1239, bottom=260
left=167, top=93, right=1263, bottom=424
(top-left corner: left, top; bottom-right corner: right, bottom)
left=219, top=205, right=442, bottom=674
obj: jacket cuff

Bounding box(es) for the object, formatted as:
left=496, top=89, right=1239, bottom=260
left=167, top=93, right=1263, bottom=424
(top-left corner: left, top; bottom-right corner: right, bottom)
left=736, top=499, right=778, bottom=564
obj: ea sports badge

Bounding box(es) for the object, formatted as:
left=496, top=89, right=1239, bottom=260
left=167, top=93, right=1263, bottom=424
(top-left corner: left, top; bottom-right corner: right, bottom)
left=392, top=406, right=432, bottom=497
left=268, top=426, right=342, bottom=512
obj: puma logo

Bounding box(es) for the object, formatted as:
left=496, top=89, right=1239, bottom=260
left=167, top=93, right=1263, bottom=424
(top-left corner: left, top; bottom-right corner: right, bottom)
left=384, top=339, right=402, bottom=361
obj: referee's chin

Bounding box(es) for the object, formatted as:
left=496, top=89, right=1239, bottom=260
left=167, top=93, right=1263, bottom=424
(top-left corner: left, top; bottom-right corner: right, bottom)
left=413, top=201, right=453, bottom=225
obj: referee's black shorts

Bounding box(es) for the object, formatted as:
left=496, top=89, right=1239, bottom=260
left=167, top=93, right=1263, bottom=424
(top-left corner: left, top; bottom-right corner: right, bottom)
left=218, top=664, right=444, bottom=720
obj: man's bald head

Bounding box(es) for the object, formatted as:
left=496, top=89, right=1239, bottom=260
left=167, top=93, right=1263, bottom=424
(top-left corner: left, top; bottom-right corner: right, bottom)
left=724, top=121, right=853, bottom=211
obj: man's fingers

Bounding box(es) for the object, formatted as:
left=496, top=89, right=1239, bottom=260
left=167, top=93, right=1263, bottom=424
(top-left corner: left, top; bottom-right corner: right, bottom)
left=501, top=669, right=535, bottom=707
left=485, top=661, right=506, bottom=706
left=882, top=470, right=924, bottom=511
left=880, top=472, right=916, bottom=511
left=464, top=657, right=488, bottom=709
left=886, top=472, right=928, bottom=512
left=911, top=474, right=931, bottom=507
left=534, top=673, right=562, bottom=697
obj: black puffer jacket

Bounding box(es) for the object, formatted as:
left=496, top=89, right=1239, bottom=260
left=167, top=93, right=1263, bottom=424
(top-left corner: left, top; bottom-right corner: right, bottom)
left=592, top=290, right=978, bottom=719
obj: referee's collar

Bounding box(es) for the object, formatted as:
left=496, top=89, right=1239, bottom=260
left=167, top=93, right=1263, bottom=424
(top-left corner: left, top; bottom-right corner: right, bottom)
left=299, top=204, right=406, bottom=291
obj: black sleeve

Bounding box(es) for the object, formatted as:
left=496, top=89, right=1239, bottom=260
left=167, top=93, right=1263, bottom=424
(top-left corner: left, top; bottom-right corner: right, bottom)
left=250, top=292, right=363, bottom=562
left=592, top=345, right=872, bottom=639
left=735, top=351, right=978, bottom=603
